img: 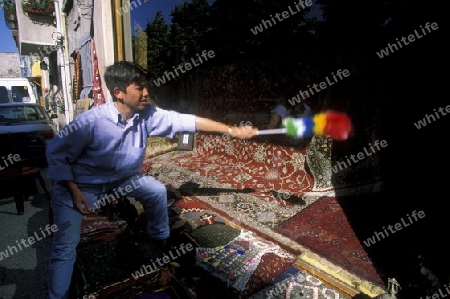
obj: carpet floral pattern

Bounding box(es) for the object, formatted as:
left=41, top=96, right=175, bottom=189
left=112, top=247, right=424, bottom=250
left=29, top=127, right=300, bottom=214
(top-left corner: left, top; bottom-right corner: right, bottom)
left=143, top=134, right=324, bottom=229
left=305, top=136, right=334, bottom=192
left=250, top=265, right=351, bottom=299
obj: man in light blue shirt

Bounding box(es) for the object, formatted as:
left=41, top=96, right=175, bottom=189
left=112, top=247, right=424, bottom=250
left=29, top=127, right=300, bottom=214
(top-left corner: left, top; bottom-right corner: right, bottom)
left=46, top=61, right=258, bottom=299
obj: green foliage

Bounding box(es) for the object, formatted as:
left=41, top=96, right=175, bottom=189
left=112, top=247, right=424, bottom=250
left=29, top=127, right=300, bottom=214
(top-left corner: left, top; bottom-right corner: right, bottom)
left=22, top=0, right=54, bottom=9
left=139, top=0, right=421, bottom=97
left=170, top=0, right=212, bottom=61
left=1, top=1, right=15, bottom=10
left=145, top=11, right=171, bottom=80
left=133, top=28, right=148, bottom=69
left=142, top=0, right=318, bottom=88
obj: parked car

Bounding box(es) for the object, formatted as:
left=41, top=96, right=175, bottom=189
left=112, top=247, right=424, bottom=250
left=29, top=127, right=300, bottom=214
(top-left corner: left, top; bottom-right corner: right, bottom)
left=0, top=78, right=39, bottom=104
left=0, top=103, right=58, bottom=166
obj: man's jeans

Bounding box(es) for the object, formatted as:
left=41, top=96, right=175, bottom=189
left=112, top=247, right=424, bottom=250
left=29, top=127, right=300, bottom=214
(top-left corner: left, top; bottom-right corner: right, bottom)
left=48, top=174, right=168, bottom=299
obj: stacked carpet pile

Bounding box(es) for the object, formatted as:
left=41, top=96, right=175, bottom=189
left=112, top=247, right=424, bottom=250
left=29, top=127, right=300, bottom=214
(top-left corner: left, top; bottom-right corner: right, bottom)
left=70, top=198, right=190, bottom=299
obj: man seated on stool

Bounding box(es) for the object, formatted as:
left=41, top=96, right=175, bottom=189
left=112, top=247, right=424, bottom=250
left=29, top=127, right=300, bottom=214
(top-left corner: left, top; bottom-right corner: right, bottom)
left=46, top=61, right=258, bottom=299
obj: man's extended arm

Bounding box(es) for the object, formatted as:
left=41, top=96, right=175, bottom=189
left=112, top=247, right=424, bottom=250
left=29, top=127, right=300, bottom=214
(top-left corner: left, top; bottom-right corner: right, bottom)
left=195, top=116, right=258, bottom=139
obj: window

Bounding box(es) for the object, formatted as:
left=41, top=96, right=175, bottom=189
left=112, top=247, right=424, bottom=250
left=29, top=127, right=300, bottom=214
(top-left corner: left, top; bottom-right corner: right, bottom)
left=24, top=106, right=39, bottom=120
left=35, top=106, right=48, bottom=120
left=11, top=86, right=31, bottom=102
left=0, top=86, right=8, bottom=103
left=0, top=106, right=47, bottom=122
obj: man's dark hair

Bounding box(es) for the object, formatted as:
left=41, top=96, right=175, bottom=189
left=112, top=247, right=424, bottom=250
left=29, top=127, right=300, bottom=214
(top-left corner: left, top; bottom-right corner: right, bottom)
left=104, top=61, right=149, bottom=99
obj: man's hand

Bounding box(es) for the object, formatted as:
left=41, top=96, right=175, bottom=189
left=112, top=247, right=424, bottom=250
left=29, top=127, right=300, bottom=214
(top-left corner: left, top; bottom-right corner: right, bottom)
left=231, top=125, right=259, bottom=139
left=72, top=190, right=93, bottom=215
left=64, top=180, right=92, bottom=214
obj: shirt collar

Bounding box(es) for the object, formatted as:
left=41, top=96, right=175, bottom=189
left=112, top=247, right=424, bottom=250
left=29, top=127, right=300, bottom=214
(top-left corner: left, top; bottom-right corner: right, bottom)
left=106, top=99, right=140, bottom=125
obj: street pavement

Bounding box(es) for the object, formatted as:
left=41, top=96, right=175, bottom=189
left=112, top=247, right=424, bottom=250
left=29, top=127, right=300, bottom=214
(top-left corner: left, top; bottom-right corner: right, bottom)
left=0, top=168, right=52, bottom=299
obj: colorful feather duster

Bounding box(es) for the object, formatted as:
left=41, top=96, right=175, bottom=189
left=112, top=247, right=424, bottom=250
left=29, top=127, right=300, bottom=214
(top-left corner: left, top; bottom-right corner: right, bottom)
left=257, top=110, right=352, bottom=140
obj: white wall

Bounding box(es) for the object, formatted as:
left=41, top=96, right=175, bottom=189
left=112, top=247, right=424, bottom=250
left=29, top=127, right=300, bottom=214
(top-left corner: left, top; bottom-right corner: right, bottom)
left=0, top=52, right=21, bottom=78
left=93, top=1, right=115, bottom=102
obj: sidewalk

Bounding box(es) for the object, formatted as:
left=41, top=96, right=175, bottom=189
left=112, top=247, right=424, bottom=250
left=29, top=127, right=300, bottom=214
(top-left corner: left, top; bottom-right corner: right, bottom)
left=0, top=168, right=52, bottom=299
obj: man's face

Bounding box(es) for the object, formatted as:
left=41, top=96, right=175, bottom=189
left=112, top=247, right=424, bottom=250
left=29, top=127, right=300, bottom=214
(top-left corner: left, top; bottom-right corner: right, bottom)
left=120, top=76, right=150, bottom=111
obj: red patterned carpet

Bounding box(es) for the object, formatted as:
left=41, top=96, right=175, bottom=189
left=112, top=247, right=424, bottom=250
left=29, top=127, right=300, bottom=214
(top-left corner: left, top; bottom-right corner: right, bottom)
left=274, top=196, right=384, bottom=286
left=143, top=133, right=385, bottom=292
left=145, top=134, right=317, bottom=229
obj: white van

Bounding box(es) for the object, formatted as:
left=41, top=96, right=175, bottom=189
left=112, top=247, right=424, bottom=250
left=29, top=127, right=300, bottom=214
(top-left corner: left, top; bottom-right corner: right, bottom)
left=0, top=78, right=38, bottom=104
